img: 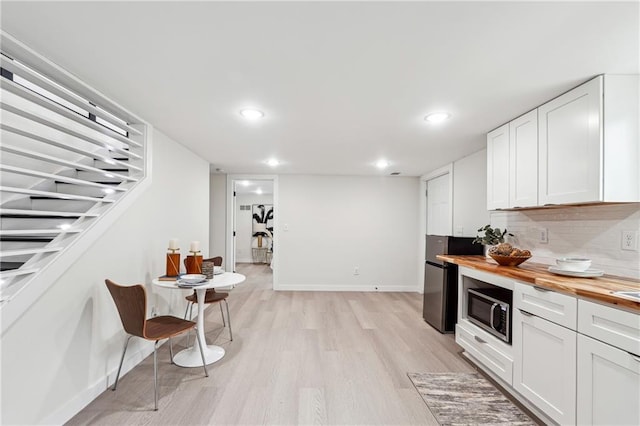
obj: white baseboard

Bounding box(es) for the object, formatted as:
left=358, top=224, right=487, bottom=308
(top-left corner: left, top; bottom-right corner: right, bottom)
left=42, top=341, right=157, bottom=425
left=274, top=283, right=420, bottom=292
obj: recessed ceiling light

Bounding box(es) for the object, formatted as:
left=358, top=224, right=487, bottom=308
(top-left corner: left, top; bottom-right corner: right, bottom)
left=375, top=159, right=390, bottom=169
left=240, top=109, right=264, bottom=120
left=103, top=188, right=115, bottom=194
left=256, top=188, right=263, bottom=195
left=58, top=223, right=72, bottom=230
left=266, top=158, right=280, bottom=167
left=240, top=180, right=250, bottom=187
left=424, top=112, right=451, bottom=124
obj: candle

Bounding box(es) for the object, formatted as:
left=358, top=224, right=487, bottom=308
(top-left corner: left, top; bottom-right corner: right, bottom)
left=190, top=241, right=200, bottom=252
left=169, top=238, right=179, bottom=250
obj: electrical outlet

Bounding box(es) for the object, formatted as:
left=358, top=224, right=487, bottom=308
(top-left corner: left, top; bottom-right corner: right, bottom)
left=354, top=266, right=360, bottom=275
left=539, top=227, right=548, bottom=244
left=622, top=230, right=638, bottom=251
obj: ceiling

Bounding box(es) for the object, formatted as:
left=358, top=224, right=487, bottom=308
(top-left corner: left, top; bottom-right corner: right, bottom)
left=1, top=1, right=638, bottom=177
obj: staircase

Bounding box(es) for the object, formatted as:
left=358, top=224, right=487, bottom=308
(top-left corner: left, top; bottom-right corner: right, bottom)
left=0, top=32, right=149, bottom=321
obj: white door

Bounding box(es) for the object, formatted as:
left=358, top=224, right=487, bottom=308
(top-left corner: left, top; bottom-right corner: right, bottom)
left=231, top=181, right=237, bottom=272
left=487, top=123, right=510, bottom=210
left=538, top=76, right=603, bottom=205
left=509, top=110, right=538, bottom=208
left=426, top=173, right=451, bottom=236
left=577, top=334, right=640, bottom=426
left=513, top=309, right=577, bottom=425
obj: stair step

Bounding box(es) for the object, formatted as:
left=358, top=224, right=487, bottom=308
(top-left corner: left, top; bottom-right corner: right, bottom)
left=0, top=236, right=55, bottom=242
left=30, top=199, right=96, bottom=213
left=0, top=229, right=81, bottom=236
left=0, top=209, right=100, bottom=219
left=1, top=186, right=115, bottom=203
left=0, top=261, right=25, bottom=272
left=76, top=171, right=128, bottom=183
left=0, top=247, right=62, bottom=258
left=54, top=183, right=120, bottom=197
left=1, top=217, right=81, bottom=230
left=0, top=266, right=38, bottom=277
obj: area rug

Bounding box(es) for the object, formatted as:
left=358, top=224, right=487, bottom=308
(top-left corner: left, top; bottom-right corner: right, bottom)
left=407, top=372, right=537, bottom=425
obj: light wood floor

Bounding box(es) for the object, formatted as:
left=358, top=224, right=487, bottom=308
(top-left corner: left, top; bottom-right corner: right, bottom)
left=68, top=263, right=477, bottom=425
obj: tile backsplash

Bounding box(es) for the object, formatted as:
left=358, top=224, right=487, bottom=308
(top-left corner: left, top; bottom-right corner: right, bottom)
left=490, top=203, right=640, bottom=279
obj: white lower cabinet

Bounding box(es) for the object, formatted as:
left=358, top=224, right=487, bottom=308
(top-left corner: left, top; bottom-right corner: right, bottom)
left=513, top=308, right=577, bottom=425
left=577, top=334, right=640, bottom=425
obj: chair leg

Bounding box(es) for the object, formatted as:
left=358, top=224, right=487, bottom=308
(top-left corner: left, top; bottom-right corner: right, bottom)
left=224, top=299, right=233, bottom=341
left=169, top=338, right=174, bottom=364
left=153, top=341, right=159, bottom=411
left=184, top=302, right=194, bottom=347
left=113, top=335, right=132, bottom=391
left=194, top=329, right=209, bottom=377
left=219, top=302, right=226, bottom=327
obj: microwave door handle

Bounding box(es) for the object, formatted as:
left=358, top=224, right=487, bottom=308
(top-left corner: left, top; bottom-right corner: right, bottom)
left=489, top=303, right=498, bottom=331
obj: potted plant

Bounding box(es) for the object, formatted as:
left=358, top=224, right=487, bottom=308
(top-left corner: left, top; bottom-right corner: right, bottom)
left=473, top=225, right=513, bottom=257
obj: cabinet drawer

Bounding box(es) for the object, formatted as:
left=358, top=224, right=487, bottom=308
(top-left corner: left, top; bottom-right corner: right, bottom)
left=514, top=282, right=577, bottom=329
left=456, top=321, right=513, bottom=385
left=578, top=299, right=640, bottom=356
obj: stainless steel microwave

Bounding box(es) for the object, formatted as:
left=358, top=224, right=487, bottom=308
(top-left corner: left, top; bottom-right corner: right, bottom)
left=467, top=287, right=512, bottom=343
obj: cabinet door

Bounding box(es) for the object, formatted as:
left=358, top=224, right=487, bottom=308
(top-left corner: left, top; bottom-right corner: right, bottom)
left=538, top=76, right=603, bottom=205
left=513, top=309, right=576, bottom=425
left=577, top=334, right=640, bottom=425
left=509, top=110, right=538, bottom=208
left=487, top=123, right=509, bottom=210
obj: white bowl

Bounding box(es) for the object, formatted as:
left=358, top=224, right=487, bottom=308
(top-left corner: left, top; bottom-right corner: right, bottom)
left=555, top=258, right=592, bottom=272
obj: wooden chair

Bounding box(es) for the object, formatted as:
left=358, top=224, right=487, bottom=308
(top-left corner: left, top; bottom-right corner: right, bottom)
left=183, top=256, right=232, bottom=341
left=105, top=279, right=208, bottom=411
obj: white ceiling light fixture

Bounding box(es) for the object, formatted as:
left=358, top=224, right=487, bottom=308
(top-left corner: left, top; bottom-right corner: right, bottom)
left=58, top=223, right=72, bottom=230
left=239, top=180, right=250, bottom=187
left=103, top=188, right=115, bottom=194
left=266, top=158, right=280, bottom=167
left=239, top=108, right=264, bottom=120
left=375, top=159, right=390, bottom=169
left=424, top=112, right=451, bottom=124
left=256, top=188, right=263, bottom=195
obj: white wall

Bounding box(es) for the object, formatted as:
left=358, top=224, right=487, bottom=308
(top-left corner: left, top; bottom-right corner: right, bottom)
left=453, top=149, right=490, bottom=237
left=209, top=173, right=227, bottom=261
left=0, top=129, right=210, bottom=425
left=235, top=194, right=274, bottom=263
left=491, top=203, right=640, bottom=278
left=277, top=175, right=420, bottom=291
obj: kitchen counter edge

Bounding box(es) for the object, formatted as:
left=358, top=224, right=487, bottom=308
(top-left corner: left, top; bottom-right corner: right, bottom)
left=437, top=254, right=640, bottom=312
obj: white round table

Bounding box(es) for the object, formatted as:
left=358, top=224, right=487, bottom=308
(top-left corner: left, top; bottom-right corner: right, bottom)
left=152, top=272, right=246, bottom=367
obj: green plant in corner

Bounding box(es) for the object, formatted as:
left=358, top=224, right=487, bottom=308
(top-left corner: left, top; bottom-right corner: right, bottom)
left=473, top=225, right=514, bottom=246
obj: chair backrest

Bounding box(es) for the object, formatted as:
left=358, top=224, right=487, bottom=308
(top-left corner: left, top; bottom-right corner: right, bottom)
left=208, top=256, right=223, bottom=267
left=186, top=256, right=223, bottom=267
left=105, top=279, right=147, bottom=338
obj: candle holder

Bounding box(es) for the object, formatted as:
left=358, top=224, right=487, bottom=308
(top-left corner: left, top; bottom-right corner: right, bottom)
left=185, top=251, right=203, bottom=274
left=166, top=248, right=181, bottom=277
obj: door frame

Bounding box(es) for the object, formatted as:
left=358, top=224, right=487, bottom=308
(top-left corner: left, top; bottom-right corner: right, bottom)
left=226, top=174, right=279, bottom=288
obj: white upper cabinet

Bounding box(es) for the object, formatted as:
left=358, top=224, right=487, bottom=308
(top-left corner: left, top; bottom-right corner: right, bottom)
left=486, top=123, right=510, bottom=210
left=487, top=74, right=639, bottom=210
left=509, top=110, right=538, bottom=208
left=538, top=75, right=639, bottom=205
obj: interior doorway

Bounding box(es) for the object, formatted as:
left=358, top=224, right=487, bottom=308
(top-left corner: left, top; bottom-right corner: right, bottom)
left=226, top=175, right=278, bottom=288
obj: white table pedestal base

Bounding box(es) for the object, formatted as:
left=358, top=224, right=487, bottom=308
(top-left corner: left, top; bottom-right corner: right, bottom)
left=173, top=344, right=225, bottom=367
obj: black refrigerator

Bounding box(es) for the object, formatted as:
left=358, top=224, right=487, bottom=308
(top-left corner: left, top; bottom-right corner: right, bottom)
left=423, top=235, right=483, bottom=333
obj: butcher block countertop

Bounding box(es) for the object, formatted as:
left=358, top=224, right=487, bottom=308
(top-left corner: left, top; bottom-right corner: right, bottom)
left=437, top=255, right=640, bottom=312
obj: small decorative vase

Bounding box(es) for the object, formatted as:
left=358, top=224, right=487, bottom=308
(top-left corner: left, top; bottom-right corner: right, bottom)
left=185, top=254, right=203, bottom=274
